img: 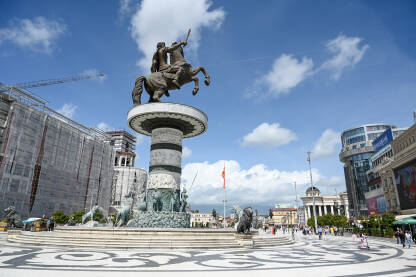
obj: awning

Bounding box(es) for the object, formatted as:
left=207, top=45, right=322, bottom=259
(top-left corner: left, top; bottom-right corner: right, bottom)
left=395, top=214, right=416, bottom=220
left=393, top=217, right=416, bottom=225
left=23, top=217, right=41, bottom=223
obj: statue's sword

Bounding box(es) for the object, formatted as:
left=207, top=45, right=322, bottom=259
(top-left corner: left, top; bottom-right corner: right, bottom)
left=185, top=28, right=191, bottom=45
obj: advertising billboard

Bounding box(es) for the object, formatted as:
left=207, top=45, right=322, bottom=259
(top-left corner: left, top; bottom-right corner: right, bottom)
left=372, top=128, right=393, bottom=153
left=366, top=197, right=378, bottom=214
left=394, top=159, right=416, bottom=210
left=366, top=196, right=386, bottom=214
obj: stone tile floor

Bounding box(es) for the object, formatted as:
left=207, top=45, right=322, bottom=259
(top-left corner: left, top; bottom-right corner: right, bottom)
left=0, top=231, right=415, bottom=277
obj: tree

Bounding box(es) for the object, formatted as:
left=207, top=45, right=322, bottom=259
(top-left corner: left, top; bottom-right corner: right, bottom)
left=368, top=214, right=380, bottom=229
left=320, top=214, right=334, bottom=226
left=333, top=214, right=348, bottom=227
left=212, top=208, right=216, bottom=219
left=71, top=210, right=86, bottom=224
left=360, top=216, right=369, bottom=228
left=381, top=213, right=395, bottom=229
left=52, top=210, right=69, bottom=225
left=307, top=216, right=315, bottom=227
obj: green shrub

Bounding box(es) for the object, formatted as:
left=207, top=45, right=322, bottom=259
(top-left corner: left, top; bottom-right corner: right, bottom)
left=93, top=209, right=106, bottom=223
left=385, top=228, right=395, bottom=236
left=372, top=229, right=381, bottom=236
left=353, top=226, right=360, bottom=234
left=71, top=210, right=86, bottom=223
left=52, top=210, right=69, bottom=225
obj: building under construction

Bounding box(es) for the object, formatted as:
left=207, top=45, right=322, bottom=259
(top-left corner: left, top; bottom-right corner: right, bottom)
left=0, top=85, right=114, bottom=219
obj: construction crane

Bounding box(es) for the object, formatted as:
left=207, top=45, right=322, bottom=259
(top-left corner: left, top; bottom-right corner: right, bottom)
left=0, top=72, right=105, bottom=93
left=0, top=71, right=109, bottom=141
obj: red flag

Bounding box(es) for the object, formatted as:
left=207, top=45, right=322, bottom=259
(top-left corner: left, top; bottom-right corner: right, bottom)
left=221, top=166, right=225, bottom=189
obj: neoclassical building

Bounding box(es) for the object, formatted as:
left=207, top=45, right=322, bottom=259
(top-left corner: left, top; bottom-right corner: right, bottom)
left=301, top=186, right=349, bottom=224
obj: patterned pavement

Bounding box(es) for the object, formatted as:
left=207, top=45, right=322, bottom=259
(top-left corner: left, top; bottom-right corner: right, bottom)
left=0, top=232, right=416, bottom=277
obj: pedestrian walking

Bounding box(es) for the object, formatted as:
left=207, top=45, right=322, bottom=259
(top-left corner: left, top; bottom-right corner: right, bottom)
left=318, top=226, right=323, bottom=240
left=360, top=232, right=368, bottom=248
left=48, top=216, right=55, bottom=231
left=405, top=230, right=412, bottom=248
left=399, top=230, right=406, bottom=248
left=395, top=228, right=401, bottom=244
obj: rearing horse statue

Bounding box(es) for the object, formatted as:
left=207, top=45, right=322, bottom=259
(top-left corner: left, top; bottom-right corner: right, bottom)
left=132, top=39, right=210, bottom=105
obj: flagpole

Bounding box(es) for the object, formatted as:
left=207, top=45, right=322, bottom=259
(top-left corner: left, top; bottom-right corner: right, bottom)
left=222, top=164, right=226, bottom=228
left=224, top=185, right=226, bottom=228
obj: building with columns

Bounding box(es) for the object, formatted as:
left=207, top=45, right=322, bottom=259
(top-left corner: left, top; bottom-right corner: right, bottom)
left=270, top=208, right=298, bottom=226
left=301, top=186, right=349, bottom=225
left=107, top=130, right=147, bottom=210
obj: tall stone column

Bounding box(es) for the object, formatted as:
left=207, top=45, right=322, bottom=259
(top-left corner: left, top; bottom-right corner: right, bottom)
left=330, top=205, right=334, bottom=214
left=147, top=127, right=182, bottom=211
left=324, top=205, right=328, bottom=215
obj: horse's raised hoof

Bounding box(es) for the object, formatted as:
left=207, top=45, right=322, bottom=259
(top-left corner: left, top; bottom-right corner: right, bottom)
left=192, top=88, right=199, bottom=96
left=204, top=78, right=210, bottom=86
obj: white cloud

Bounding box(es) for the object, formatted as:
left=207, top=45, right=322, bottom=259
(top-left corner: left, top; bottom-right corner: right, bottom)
left=130, top=0, right=225, bottom=70
left=57, top=103, right=77, bottom=119
left=241, top=122, right=297, bottom=148
left=182, top=160, right=323, bottom=206
left=182, top=146, right=192, bottom=158
left=312, top=129, right=341, bottom=159
left=119, top=0, right=133, bottom=19
left=320, top=34, right=369, bottom=80
left=97, top=122, right=114, bottom=131
left=0, top=16, right=66, bottom=54
left=81, top=69, right=107, bottom=83
left=262, top=54, right=314, bottom=96
left=315, top=176, right=346, bottom=196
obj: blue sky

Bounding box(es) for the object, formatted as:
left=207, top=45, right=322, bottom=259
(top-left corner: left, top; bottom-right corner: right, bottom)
left=1, top=0, right=416, bottom=213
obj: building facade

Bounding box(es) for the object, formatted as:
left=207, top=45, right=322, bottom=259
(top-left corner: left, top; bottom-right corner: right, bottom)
left=270, top=208, right=298, bottom=226
left=385, top=121, right=416, bottom=215
left=0, top=90, right=114, bottom=219
left=339, top=124, right=400, bottom=218
left=108, top=131, right=147, bottom=210
left=365, top=128, right=407, bottom=214
left=190, top=212, right=215, bottom=227
left=301, top=186, right=349, bottom=225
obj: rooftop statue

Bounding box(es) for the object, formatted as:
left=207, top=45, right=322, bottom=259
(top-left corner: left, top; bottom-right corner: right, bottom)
left=132, top=29, right=210, bottom=105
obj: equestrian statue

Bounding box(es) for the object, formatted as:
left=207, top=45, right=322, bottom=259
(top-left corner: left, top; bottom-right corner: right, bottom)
left=132, top=29, right=210, bottom=105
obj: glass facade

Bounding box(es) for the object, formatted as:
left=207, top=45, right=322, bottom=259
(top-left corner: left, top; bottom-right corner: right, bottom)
left=341, top=124, right=395, bottom=218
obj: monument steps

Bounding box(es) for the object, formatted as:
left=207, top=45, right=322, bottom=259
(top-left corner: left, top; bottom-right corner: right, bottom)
left=7, top=230, right=293, bottom=249
left=8, top=236, right=241, bottom=249
left=252, top=237, right=293, bottom=247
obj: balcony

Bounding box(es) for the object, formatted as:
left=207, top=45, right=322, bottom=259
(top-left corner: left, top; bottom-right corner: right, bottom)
left=339, top=146, right=373, bottom=162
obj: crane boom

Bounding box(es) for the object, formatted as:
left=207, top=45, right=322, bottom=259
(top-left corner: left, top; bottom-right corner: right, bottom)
left=10, top=72, right=105, bottom=90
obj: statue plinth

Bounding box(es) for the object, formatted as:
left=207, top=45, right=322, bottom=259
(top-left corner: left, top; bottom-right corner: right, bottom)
left=127, top=103, right=207, bottom=227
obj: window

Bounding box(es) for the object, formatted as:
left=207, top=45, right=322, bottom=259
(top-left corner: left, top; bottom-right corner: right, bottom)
left=9, top=179, right=19, bottom=192
left=121, top=158, right=125, bottom=166
left=346, top=135, right=365, bottom=145
left=367, top=133, right=382, bottom=141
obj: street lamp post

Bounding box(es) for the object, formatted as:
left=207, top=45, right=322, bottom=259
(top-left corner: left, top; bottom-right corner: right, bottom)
left=307, top=151, right=318, bottom=233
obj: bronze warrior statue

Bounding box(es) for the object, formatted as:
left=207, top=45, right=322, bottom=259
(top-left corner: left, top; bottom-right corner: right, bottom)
left=132, top=29, right=210, bottom=105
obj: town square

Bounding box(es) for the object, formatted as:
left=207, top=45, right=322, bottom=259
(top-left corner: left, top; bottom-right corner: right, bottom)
left=1, top=0, right=416, bottom=276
